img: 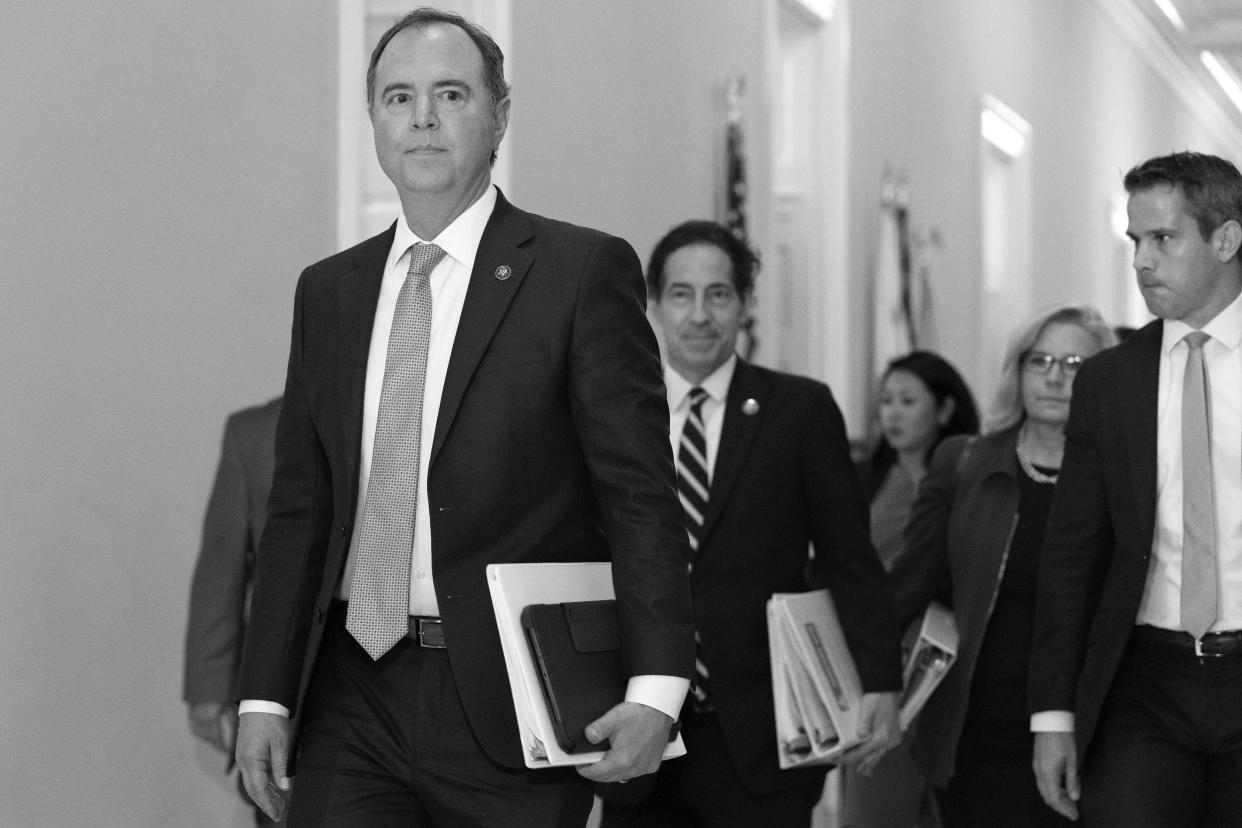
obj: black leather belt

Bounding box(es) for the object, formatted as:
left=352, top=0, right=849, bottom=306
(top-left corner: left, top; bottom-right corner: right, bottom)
left=408, top=616, right=446, bottom=649
left=1133, top=624, right=1242, bottom=658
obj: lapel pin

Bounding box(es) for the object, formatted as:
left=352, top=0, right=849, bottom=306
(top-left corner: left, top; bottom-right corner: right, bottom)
left=494, top=265, right=512, bottom=281
left=742, top=398, right=760, bottom=416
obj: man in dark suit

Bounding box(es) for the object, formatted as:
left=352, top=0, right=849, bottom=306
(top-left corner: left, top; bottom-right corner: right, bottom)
left=1031, top=151, right=1242, bottom=826
left=601, top=220, right=903, bottom=827
left=184, top=397, right=281, bottom=823
left=234, top=9, right=694, bottom=826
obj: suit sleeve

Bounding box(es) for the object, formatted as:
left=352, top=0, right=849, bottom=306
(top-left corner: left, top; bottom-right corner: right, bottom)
left=1029, top=357, right=1114, bottom=714
left=184, top=416, right=250, bottom=703
left=804, top=383, right=903, bottom=692
left=238, top=271, right=334, bottom=710
left=890, top=435, right=968, bottom=627
left=566, top=234, right=695, bottom=681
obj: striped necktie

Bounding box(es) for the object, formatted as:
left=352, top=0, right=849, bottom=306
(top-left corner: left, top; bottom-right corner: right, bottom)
left=347, top=243, right=446, bottom=660
left=1181, top=331, right=1217, bottom=640
left=678, top=387, right=713, bottom=710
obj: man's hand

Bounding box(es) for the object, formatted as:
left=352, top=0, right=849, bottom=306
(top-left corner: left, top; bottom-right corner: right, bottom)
left=235, top=712, right=293, bottom=822
left=837, top=691, right=901, bottom=776
left=188, top=702, right=238, bottom=754
left=576, top=701, right=674, bottom=783
left=1033, top=730, right=1080, bottom=821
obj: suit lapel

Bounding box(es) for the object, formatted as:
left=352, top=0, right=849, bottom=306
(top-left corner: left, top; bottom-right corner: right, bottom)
left=1119, top=320, right=1163, bottom=548
left=337, top=225, right=395, bottom=502
left=430, top=191, right=534, bottom=467
left=697, top=359, right=768, bottom=553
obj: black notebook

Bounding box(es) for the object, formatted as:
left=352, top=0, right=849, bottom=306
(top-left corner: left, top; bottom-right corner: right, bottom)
left=521, top=599, right=625, bottom=754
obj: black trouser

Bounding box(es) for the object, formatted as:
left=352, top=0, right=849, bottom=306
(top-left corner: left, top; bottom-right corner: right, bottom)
left=600, top=708, right=824, bottom=828
left=1082, top=630, right=1242, bottom=828
left=288, top=602, right=593, bottom=827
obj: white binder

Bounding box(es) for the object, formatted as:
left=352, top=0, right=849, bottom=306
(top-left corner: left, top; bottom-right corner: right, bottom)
left=768, top=589, right=865, bottom=768
left=768, top=592, right=960, bottom=769
left=486, top=561, right=688, bottom=769
left=898, top=601, right=958, bottom=730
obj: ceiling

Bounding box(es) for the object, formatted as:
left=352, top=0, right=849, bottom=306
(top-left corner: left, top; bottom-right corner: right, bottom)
left=1139, top=0, right=1242, bottom=126
left=1155, top=0, right=1242, bottom=52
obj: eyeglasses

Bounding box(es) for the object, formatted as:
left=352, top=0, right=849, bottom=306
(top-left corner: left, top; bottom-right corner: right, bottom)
left=1022, top=351, right=1084, bottom=376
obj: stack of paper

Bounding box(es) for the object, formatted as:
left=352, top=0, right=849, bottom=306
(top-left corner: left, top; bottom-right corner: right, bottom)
left=768, top=591, right=958, bottom=769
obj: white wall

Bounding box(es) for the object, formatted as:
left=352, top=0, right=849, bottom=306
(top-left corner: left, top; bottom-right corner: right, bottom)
left=1, top=3, right=336, bottom=825
left=508, top=0, right=771, bottom=274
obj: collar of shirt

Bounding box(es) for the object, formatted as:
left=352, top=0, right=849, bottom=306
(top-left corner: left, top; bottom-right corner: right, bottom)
left=1160, top=286, right=1242, bottom=355
left=385, top=184, right=498, bottom=276
left=664, top=354, right=737, bottom=412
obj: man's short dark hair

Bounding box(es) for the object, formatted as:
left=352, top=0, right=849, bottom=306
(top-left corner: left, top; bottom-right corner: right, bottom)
left=366, top=7, right=510, bottom=109
left=647, top=220, right=759, bottom=299
left=1124, top=151, right=1242, bottom=241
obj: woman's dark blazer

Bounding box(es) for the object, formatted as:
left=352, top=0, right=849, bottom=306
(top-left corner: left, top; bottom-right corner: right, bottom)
left=889, top=427, right=1022, bottom=787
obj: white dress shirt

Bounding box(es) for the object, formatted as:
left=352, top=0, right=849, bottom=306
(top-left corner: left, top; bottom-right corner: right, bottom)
left=335, top=187, right=497, bottom=616
left=243, top=186, right=685, bottom=720
left=1138, top=288, right=1242, bottom=631
left=1033, top=288, right=1242, bottom=734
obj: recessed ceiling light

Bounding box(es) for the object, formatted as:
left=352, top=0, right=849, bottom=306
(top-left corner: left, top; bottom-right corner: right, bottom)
left=1153, top=0, right=1186, bottom=31
left=1201, top=51, right=1242, bottom=112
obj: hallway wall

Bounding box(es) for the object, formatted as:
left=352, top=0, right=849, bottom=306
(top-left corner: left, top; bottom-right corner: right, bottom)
left=1, top=2, right=337, bottom=824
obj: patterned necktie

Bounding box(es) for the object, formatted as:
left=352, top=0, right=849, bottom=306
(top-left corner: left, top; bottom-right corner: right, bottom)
left=1181, top=331, right=1217, bottom=640
left=347, top=243, right=446, bottom=659
left=677, top=387, right=713, bottom=710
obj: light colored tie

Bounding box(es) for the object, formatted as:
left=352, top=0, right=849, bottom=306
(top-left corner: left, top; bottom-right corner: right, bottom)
left=1181, top=330, right=1217, bottom=640
left=347, top=243, right=446, bottom=660
left=677, top=388, right=714, bottom=710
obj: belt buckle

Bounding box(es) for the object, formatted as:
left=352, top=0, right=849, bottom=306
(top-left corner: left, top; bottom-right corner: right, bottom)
left=416, top=618, right=445, bottom=649
left=1194, top=636, right=1223, bottom=658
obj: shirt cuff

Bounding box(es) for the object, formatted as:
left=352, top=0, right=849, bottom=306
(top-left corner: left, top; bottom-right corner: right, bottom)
left=1030, top=710, right=1074, bottom=732
left=625, top=675, right=690, bottom=720
left=239, top=700, right=290, bottom=718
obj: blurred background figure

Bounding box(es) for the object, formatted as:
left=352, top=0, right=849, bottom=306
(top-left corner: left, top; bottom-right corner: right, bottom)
left=889, top=305, right=1116, bottom=827
left=862, top=351, right=980, bottom=571
left=183, top=397, right=281, bottom=825
left=843, top=350, right=978, bottom=828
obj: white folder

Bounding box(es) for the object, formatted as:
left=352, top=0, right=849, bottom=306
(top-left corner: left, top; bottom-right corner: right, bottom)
left=486, top=561, right=688, bottom=769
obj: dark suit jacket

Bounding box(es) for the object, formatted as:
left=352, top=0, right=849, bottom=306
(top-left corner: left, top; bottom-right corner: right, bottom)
left=238, top=192, right=694, bottom=769
left=688, top=360, right=902, bottom=796
left=184, top=397, right=281, bottom=704
left=1029, top=320, right=1160, bottom=764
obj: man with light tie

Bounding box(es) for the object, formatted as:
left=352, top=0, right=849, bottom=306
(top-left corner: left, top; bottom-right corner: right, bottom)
left=1031, top=151, right=1242, bottom=826
left=233, top=8, right=693, bottom=825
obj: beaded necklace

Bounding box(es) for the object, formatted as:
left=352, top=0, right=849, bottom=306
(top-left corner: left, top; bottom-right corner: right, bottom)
left=1016, top=423, right=1059, bottom=485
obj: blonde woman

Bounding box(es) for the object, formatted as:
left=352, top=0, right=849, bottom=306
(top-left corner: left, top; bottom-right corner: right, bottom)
left=890, top=304, right=1117, bottom=827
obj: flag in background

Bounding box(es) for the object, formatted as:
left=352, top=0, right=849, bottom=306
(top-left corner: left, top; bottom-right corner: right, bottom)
left=723, top=76, right=748, bottom=243
left=909, top=229, right=941, bottom=351
left=872, top=181, right=913, bottom=380
left=872, top=175, right=940, bottom=384
left=722, top=73, right=755, bottom=358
